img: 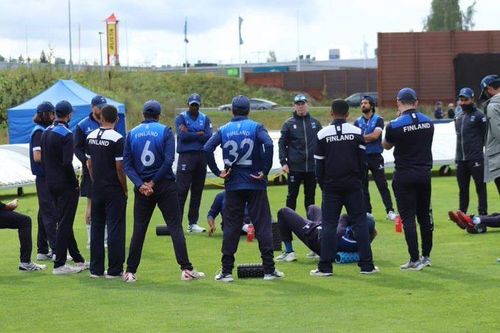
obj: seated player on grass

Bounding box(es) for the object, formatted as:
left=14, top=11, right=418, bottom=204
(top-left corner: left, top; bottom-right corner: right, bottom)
left=207, top=190, right=251, bottom=236
left=448, top=210, right=500, bottom=234
left=275, top=205, right=377, bottom=262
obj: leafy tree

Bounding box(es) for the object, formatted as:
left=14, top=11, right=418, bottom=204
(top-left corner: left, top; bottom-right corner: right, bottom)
left=424, top=0, right=477, bottom=31
left=40, top=50, right=48, bottom=63
left=18, top=54, right=24, bottom=63
left=0, top=54, right=5, bottom=62
left=267, top=50, right=277, bottom=63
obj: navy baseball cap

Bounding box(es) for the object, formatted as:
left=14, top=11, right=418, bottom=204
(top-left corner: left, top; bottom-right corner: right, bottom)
left=55, top=100, right=74, bottom=117
left=91, top=95, right=107, bottom=108
left=188, top=93, right=201, bottom=105
left=232, top=95, right=250, bottom=111
left=458, top=87, right=474, bottom=99
left=143, top=100, right=162, bottom=115
left=480, top=74, right=500, bottom=91
left=36, top=101, right=55, bottom=114
left=294, top=94, right=308, bottom=104
left=397, top=88, right=417, bottom=101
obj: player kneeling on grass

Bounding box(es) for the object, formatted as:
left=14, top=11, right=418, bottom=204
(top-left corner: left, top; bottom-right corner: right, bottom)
left=204, top=95, right=283, bottom=282
left=122, top=100, right=204, bottom=283
left=276, top=205, right=377, bottom=262
left=0, top=199, right=46, bottom=272
left=86, top=105, right=128, bottom=279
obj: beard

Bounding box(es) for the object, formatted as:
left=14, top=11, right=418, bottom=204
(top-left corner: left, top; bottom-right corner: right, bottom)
left=361, top=107, right=371, bottom=114
left=461, top=104, right=474, bottom=112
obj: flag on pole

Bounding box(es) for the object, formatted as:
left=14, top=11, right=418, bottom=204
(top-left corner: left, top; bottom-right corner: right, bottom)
left=184, top=17, right=189, bottom=43
left=238, top=16, right=243, bottom=45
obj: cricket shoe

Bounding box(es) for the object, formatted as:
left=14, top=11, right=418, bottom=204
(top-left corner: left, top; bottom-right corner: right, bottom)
left=181, top=268, right=206, bottom=281
left=387, top=211, right=397, bottom=221
left=36, top=252, right=53, bottom=261
left=19, top=262, right=47, bottom=272
left=188, top=224, right=206, bottom=233
left=214, top=272, right=234, bottom=283
left=74, top=261, right=90, bottom=272
left=263, top=269, right=284, bottom=281
left=275, top=252, right=297, bottom=262
left=309, top=269, right=333, bottom=277
left=53, top=265, right=82, bottom=275
left=420, top=256, right=432, bottom=267
left=448, top=211, right=468, bottom=229
left=400, top=260, right=425, bottom=271
left=360, top=266, right=380, bottom=275
left=122, top=272, right=137, bottom=283
left=306, top=251, right=320, bottom=259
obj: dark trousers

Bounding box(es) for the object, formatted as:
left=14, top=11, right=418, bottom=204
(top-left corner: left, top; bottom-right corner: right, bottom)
left=277, top=207, right=322, bottom=255
left=222, top=190, right=275, bottom=275
left=286, top=171, right=316, bottom=211
left=36, top=177, right=57, bottom=254
left=363, top=154, right=394, bottom=213
left=318, top=188, right=374, bottom=273
left=457, top=160, right=488, bottom=215
left=392, top=178, right=433, bottom=262
left=176, top=152, right=207, bottom=226
left=0, top=209, right=32, bottom=262
left=126, top=179, right=192, bottom=273
left=90, top=189, right=126, bottom=276
left=48, top=184, right=85, bottom=268
left=495, top=177, right=500, bottom=195
left=479, top=213, right=500, bottom=227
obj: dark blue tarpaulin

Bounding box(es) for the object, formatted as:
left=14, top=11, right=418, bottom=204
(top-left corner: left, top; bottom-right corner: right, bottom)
left=7, top=80, right=126, bottom=143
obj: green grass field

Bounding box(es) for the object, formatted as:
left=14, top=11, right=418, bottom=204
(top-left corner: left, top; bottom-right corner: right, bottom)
left=0, top=177, right=499, bottom=332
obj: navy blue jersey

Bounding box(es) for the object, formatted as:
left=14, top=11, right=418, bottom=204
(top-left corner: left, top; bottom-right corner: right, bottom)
left=123, top=120, right=176, bottom=188
left=204, top=116, right=273, bottom=191
left=85, top=128, right=124, bottom=191
left=175, top=111, right=212, bottom=153
left=384, top=109, right=434, bottom=182
left=314, top=119, right=366, bottom=191
left=29, top=124, right=46, bottom=176
left=354, top=114, right=384, bottom=155
left=41, top=121, right=78, bottom=187
left=74, top=113, right=100, bottom=175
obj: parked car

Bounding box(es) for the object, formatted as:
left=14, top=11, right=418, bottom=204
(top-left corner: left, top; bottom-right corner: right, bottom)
left=345, top=92, right=378, bottom=107
left=218, top=98, right=278, bottom=111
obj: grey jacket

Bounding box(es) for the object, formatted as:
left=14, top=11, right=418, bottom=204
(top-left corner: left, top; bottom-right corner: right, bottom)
left=484, top=94, right=500, bottom=182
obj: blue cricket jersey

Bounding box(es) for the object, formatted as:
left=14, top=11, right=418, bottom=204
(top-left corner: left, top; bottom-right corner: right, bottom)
left=123, top=120, right=176, bottom=188
left=74, top=113, right=100, bottom=174
left=204, top=116, right=273, bottom=191
left=175, top=111, right=212, bottom=153
left=354, top=114, right=384, bottom=155
left=29, top=124, right=46, bottom=176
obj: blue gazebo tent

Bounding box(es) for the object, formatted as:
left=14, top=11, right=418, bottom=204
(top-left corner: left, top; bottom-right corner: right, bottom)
left=7, top=79, right=126, bottom=143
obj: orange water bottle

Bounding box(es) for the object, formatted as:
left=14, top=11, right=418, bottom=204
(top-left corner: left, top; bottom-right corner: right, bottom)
left=247, top=224, right=255, bottom=242
left=395, top=216, right=403, bottom=233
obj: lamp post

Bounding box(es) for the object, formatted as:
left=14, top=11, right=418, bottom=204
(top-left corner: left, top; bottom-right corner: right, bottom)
left=98, top=31, right=104, bottom=71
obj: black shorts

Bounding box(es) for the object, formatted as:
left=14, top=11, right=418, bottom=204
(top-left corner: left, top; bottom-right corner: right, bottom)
left=80, top=173, right=92, bottom=198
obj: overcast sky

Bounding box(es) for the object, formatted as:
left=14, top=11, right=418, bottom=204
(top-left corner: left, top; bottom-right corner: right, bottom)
left=0, top=0, right=497, bottom=66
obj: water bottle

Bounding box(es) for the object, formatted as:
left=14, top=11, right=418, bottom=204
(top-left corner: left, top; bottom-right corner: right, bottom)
left=247, top=224, right=255, bottom=242
left=395, top=216, right=403, bottom=233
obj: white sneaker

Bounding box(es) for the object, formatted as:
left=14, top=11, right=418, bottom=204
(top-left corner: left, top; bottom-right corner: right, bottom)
left=366, top=212, right=374, bottom=219
left=89, top=273, right=104, bottom=279
left=263, top=269, right=284, bottom=280
left=105, top=272, right=123, bottom=279
left=188, top=224, right=206, bottom=233
left=19, top=262, right=47, bottom=272
left=74, top=262, right=90, bottom=272
left=36, top=252, right=53, bottom=261
left=51, top=254, right=74, bottom=262
left=214, top=272, right=234, bottom=282
left=400, top=261, right=425, bottom=271
left=53, top=265, right=81, bottom=275
left=122, top=272, right=137, bottom=283
left=275, top=252, right=297, bottom=262
left=181, top=268, right=206, bottom=281
left=306, top=251, right=320, bottom=259
left=387, top=211, right=397, bottom=221
left=310, top=269, right=333, bottom=277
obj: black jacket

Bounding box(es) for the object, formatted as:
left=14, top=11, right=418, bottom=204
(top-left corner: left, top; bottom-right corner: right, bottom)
left=278, top=112, right=322, bottom=173
left=455, top=107, right=487, bottom=162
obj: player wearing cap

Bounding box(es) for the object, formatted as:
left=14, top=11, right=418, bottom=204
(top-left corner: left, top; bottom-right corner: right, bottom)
left=175, top=93, right=212, bottom=233
left=453, top=87, right=487, bottom=216
left=311, top=99, right=378, bottom=277
left=29, top=101, right=57, bottom=261
left=383, top=88, right=434, bottom=271
left=74, top=95, right=107, bottom=248
left=278, top=94, right=322, bottom=212
left=204, top=95, right=283, bottom=282
left=85, top=105, right=127, bottom=279
left=122, top=100, right=204, bottom=282
left=41, top=100, right=88, bottom=275
left=479, top=74, right=500, bottom=195
left=354, top=96, right=396, bottom=221
left=0, top=199, right=47, bottom=271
